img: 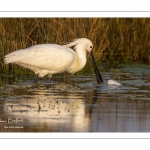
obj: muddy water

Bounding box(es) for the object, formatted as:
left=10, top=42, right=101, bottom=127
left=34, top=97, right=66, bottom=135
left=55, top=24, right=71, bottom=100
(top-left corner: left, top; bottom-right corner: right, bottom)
left=0, top=64, right=150, bottom=132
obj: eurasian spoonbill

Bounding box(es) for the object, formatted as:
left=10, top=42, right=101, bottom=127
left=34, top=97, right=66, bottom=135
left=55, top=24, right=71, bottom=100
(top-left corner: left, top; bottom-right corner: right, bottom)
left=4, top=38, right=103, bottom=83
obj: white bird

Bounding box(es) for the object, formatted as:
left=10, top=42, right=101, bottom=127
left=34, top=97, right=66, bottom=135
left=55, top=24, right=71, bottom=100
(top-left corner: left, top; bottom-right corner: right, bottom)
left=4, top=38, right=103, bottom=83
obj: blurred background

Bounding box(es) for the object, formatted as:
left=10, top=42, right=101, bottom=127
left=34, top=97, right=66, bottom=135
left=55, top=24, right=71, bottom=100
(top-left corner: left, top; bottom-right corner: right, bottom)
left=0, top=18, right=150, bottom=74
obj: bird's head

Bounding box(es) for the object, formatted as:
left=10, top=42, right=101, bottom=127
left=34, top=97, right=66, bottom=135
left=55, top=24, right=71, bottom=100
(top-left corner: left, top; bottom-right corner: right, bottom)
left=64, top=38, right=103, bottom=84
left=64, top=38, right=93, bottom=52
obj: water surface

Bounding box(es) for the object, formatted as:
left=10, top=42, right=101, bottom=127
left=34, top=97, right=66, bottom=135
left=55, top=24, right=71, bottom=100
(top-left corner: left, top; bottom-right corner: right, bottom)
left=0, top=64, right=150, bottom=132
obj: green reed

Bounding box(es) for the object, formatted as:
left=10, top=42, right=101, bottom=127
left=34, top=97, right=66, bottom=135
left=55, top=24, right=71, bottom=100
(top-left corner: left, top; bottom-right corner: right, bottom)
left=0, top=18, right=150, bottom=74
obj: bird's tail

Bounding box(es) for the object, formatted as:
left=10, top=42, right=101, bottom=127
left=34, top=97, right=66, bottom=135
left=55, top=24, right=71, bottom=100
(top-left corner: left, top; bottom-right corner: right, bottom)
left=4, top=50, right=26, bottom=64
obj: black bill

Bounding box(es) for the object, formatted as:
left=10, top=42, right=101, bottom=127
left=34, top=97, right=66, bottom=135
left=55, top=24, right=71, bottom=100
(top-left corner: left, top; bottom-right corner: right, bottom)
left=90, top=51, right=103, bottom=84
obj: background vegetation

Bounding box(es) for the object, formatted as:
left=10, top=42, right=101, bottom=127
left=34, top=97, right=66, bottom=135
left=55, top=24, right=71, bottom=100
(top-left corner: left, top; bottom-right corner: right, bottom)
left=0, top=18, right=150, bottom=74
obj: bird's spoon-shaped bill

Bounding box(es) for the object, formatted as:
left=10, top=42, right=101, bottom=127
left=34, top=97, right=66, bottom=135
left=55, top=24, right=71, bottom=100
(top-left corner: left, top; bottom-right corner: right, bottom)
left=89, top=51, right=103, bottom=84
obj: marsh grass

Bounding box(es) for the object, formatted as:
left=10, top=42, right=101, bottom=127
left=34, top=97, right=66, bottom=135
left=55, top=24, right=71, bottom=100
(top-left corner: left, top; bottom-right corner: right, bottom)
left=0, top=18, right=150, bottom=75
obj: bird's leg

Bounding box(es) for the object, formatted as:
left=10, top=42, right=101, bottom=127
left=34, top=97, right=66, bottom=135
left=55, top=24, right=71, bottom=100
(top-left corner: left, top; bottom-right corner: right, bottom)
left=48, top=74, right=52, bottom=83
left=33, top=74, right=39, bottom=83
left=47, top=74, right=52, bottom=89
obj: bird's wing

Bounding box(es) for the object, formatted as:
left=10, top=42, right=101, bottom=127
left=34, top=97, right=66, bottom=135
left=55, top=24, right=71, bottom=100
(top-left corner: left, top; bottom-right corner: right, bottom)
left=4, top=44, right=76, bottom=72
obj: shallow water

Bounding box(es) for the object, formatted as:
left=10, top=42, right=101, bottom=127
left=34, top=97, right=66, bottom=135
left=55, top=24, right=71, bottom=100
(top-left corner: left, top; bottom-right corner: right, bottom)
left=0, top=64, right=150, bottom=132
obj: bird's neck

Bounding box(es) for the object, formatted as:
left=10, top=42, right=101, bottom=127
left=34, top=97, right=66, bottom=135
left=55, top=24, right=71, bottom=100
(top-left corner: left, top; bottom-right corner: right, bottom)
left=75, top=45, right=87, bottom=68
left=66, top=45, right=87, bottom=74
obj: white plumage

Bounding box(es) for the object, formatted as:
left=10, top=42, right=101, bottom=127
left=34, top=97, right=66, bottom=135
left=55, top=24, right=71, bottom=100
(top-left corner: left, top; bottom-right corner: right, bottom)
left=4, top=38, right=103, bottom=83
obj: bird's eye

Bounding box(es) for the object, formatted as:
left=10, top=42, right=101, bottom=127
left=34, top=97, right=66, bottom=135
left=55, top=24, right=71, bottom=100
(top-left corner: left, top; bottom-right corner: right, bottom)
left=90, top=46, right=93, bottom=49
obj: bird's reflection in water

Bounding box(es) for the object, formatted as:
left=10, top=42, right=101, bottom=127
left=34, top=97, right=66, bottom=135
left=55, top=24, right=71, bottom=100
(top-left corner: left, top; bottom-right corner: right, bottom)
left=88, top=85, right=100, bottom=116
left=3, top=84, right=92, bottom=132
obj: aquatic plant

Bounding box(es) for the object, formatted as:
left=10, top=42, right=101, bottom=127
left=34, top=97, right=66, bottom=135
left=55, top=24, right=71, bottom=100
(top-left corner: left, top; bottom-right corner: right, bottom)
left=0, top=18, right=150, bottom=74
